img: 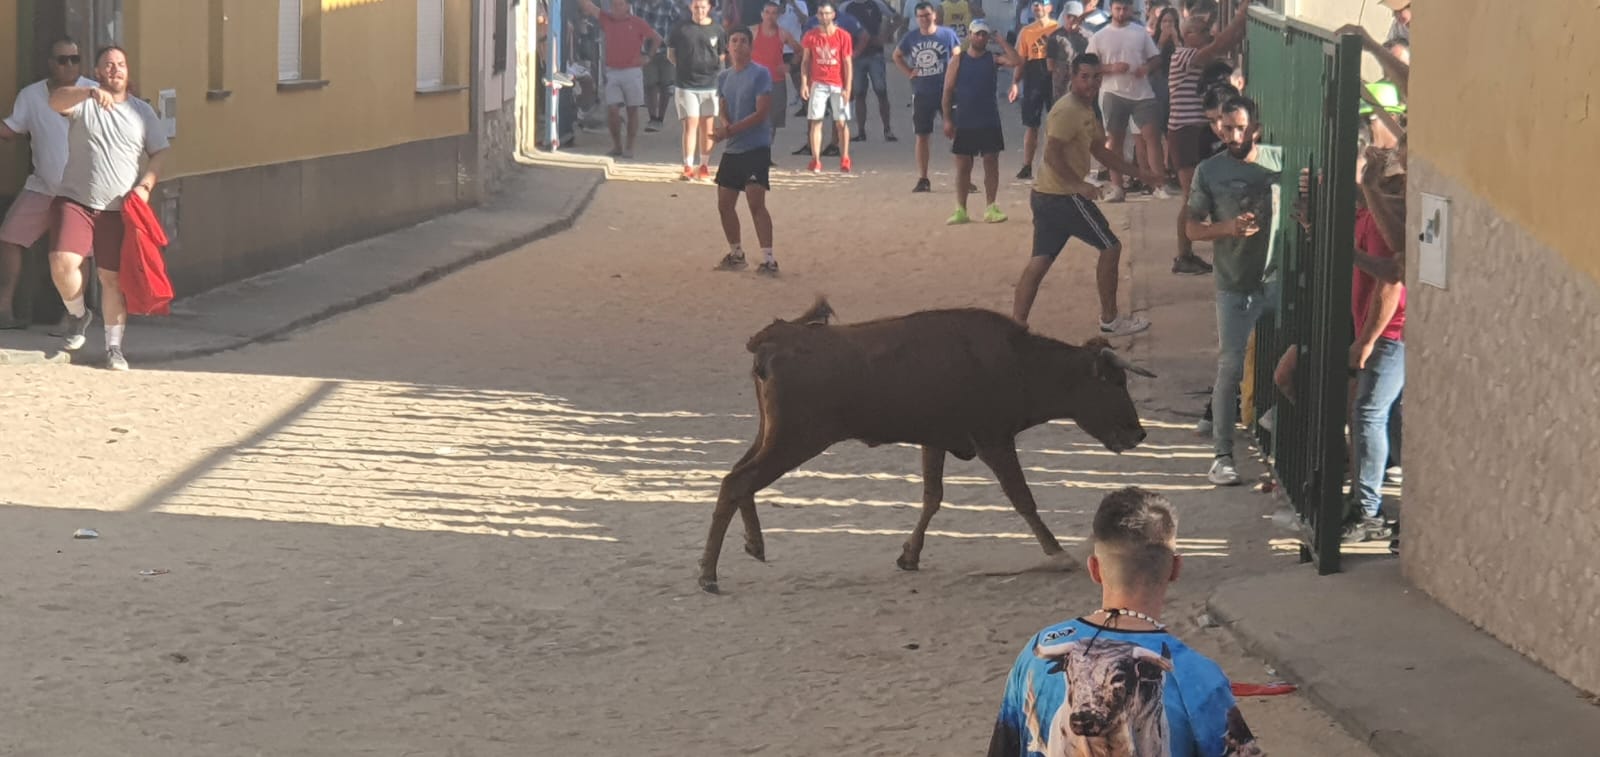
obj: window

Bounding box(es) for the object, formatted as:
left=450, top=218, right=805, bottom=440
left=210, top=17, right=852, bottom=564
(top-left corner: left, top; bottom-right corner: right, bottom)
left=493, top=0, right=510, bottom=73
left=417, top=0, right=446, bottom=88
left=278, top=0, right=302, bottom=82
left=208, top=0, right=228, bottom=94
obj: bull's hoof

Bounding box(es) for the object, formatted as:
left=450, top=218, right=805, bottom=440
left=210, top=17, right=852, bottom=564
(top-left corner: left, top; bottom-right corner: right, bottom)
left=896, top=544, right=921, bottom=571
left=699, top=577, right=721, bottom=594
left=744, top=541, right=767, bottom=562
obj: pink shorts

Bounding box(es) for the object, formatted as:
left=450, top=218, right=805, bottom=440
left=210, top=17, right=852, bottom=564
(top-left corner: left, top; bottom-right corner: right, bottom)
left=50, top=197, right=124, bottom=271
left=0, top=189, right=55, bottom=247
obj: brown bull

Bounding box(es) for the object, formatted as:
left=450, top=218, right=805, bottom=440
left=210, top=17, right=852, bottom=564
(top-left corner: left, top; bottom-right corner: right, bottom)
left=697, top=298, right=1155, bottom=593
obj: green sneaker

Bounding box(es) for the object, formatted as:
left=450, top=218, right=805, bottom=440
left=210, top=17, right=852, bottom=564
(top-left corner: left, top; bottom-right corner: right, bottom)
left=946, top=207, right=971, bottom=225
left=983, top=204, right=1008, bottom=223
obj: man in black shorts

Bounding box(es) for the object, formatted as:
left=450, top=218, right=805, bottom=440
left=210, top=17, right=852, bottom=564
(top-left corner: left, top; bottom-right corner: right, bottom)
left=940, top=20, right=1018, bottom=224
left=711, top=29, right=782, bottom=276
left=1014, top=53, right=1160, bottom=335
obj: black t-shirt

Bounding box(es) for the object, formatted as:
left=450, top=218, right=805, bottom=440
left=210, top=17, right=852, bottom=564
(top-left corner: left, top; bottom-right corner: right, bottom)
left=670, top=20, right=725, bottom=88
left=845, top=0, right=886, bottom=57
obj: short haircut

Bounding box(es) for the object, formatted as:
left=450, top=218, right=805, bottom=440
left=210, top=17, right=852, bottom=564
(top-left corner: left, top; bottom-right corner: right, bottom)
left=50, top=37, right=79, bottom=53
left=1091, top=488, right=1178, bottom=588
left=1202, top=82, right=1239, bottom=111
left=1220, top=94, right=1259, bottom=124
left=815, top=0, right=836, bottom=10
left=764, top=0, right=782, bottom=7
left=94, top=45, right=126, bottom=67
left=1109, top=0, right=1133, bottom=5
left=1071, top=52, right=1101, bottom=76
left=914, top=1, right=935, bottom=11
left=728, top=27, right=753, bottom=42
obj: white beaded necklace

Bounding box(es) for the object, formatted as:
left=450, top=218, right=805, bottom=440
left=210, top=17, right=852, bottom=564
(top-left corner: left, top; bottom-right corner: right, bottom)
left=1096, top=607, right=1167, bottom=630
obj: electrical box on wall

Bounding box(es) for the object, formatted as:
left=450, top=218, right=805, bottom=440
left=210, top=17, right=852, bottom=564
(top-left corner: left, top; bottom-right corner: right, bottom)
left=1419, top=193, right=1449, bottom=289
left=157, top=89, right=178, bottom=139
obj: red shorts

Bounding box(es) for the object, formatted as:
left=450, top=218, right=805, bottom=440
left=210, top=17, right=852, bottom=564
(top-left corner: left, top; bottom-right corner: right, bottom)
left=51, top=197, right=124, bottom=271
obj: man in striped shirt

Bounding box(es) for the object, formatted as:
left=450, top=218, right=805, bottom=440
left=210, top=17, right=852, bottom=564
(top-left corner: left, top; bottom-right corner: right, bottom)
left=1165, top=0, right=1246, bottom=275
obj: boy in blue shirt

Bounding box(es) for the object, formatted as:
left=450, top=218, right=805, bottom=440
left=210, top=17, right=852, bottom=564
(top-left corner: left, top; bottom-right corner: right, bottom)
left=711, top=28, right=781, bottom=276
left=986, top=487, right=1265, bottom=756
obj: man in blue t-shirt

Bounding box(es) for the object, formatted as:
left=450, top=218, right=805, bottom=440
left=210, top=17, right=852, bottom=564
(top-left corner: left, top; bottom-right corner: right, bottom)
left=986, top=487, right=1266, bottom=757
left=711, top=28, right=781, bottom=277
left=893, top=2, right=962, bottom=192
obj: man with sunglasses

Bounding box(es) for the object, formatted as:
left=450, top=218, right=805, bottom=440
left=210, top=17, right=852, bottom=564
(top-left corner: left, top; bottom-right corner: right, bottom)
left=0, top=38, right=97, bottom=330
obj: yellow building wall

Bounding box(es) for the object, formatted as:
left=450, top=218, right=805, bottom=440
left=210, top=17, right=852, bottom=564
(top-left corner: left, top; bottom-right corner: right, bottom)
left=124, top=0, right=470, bottom=181
left=1408, top=0, right=1600, bottom=282
left=1, top=0, right=23, bottom=194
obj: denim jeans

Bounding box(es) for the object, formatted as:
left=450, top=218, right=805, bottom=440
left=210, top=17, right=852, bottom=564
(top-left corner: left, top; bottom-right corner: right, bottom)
left=1353, top=338, right=1405, bottom=518
left=1213, top=281, right=1279, bottom=458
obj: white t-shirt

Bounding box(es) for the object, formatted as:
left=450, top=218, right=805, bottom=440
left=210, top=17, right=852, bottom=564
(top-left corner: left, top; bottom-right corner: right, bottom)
left=778, top=0, right=809, bottom=53
left=2, top=77, right=99, bottom=196
left=1086, top=21, right=1159, bottom=101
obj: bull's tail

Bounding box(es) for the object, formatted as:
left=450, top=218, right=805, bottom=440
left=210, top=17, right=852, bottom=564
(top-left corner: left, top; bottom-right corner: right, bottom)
left=746, top=296, right=836, bottom=355
left=797, top=296, right=834, bottom=326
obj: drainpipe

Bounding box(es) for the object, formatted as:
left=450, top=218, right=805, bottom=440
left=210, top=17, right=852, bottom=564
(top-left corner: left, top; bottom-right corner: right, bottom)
left=469, top=0, right=485, bottom=204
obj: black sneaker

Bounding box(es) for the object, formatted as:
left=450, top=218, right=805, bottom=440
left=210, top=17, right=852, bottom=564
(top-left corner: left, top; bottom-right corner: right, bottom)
left=1016, top=165, right=1033, bottom=181
left=756, top=260, right=780, bottom=277
left=714, top=251, right=748, bottom=271
left=1171, top=255, right=1214, bottom=276
left=884, top=131, right=899, bottom=142
left=851, top=133, right=867, bottom=142
left=792, top=143, right=811, bottom=156
left=821, top=144, right=841, bottom=157
left=62, top=310, right=94, bottom=351
left=912, top=178, right=931, bottom=193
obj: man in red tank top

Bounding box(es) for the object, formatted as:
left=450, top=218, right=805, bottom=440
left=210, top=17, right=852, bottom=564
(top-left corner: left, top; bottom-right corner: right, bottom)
left=752, top=1, right=802, bottom=143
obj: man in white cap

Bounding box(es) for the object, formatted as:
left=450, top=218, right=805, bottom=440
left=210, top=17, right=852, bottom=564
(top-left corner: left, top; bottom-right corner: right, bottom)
left=1380, top=0, right=1410, bottom=44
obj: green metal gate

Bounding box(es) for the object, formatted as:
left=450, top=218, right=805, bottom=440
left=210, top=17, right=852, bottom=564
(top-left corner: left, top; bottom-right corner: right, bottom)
left=1241, top=8, right=1363, bottom=574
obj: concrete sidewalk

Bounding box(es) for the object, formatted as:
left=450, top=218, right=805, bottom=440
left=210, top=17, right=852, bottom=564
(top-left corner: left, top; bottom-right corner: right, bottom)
left=1209, top=558, right=1600, bottom=756
left=0, top=164, right=603, bottom=366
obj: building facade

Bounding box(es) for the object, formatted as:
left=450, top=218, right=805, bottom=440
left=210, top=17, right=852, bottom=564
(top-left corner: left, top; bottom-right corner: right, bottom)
left=1, top=0, right=521, bottom=302
left=1403, top=3, right=1600, bottom=695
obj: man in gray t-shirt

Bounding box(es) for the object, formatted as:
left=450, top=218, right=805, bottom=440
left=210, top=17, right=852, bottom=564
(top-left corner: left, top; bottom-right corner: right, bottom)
left=48, top=45, right=169, bottom=371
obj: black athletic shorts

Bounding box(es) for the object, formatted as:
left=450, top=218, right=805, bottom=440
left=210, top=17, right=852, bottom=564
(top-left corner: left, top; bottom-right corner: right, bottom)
left=1021, top=76, right=1053, bottom=128
left=1031, top=190, right=1120, bottom=257
left=952, top=126, right=1005, bottom=156
left=716, top=146, right=772, bottom=191
left=912, top=92, right=941, bottom=135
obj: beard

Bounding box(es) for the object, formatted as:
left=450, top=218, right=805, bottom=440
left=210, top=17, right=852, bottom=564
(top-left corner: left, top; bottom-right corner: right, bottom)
left=1226, top=141, right=1252, bottom=159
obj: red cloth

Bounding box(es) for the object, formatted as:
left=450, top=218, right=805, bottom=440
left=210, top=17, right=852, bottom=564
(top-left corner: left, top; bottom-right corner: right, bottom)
left=1352, top=207, right=1404, bottom=341
left=598, top=12, right=654, bottom=69
left=118, top=192, right=173, bottom=316
left=803, top=26, right=853, bottom=87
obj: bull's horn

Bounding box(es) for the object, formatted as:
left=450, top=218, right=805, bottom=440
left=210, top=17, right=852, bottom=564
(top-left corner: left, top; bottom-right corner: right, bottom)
left=1100, top=347, right=1158, bottom=379
left=1033, top=638, right=1084, bottom=660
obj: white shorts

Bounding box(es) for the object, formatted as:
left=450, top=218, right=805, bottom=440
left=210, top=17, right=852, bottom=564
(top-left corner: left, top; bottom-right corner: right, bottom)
left=0, top=189, right=54, bottom=247
left=806, top=82, right=851, bottom=122
left=675, top=88, right=718, bottom=119
left=605, top=66, right=646, bottom=107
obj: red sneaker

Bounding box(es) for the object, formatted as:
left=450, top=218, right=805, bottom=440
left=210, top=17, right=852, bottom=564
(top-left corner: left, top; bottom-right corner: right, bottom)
left=840, top=157, right=852, bottom=173
left=679, top=166, right=694, bottom=181
left=696, top=164, right=711, bottom=181
left=808, top=159, right=822, bottom=173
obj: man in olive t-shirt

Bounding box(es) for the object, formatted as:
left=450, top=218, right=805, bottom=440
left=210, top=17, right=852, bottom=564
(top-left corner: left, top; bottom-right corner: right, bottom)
left=1185, top=94, right=1282, bottom=488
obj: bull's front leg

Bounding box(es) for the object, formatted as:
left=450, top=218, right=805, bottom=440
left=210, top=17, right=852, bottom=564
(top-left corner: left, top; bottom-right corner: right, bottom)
left=898, top=446, right=946, bottom=571
left=976, top=441, right=1064, bottom=556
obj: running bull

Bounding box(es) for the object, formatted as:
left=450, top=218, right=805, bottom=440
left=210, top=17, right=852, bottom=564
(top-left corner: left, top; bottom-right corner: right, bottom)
left=697, top=298, right=1155, bottom=593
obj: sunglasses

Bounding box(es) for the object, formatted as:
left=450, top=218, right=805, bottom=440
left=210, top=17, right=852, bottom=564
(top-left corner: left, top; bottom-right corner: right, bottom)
left=55, top=54, right=82, bottom=65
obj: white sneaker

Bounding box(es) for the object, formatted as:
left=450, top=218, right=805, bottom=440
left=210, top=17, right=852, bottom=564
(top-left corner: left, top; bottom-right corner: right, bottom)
left=1153, top=186, right=1175, bottom=200
left=1208, top=456, right=1242, bottom=486
left=1099, top=314, right=1151, bottom=337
